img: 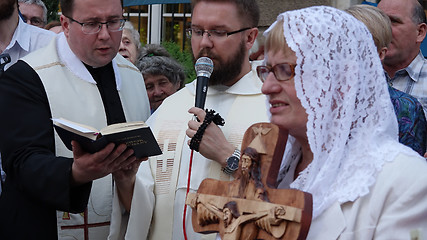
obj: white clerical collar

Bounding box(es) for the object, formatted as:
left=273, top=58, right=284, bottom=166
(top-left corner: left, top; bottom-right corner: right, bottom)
left=56, top=32, right=122, bottom=90
left=185, top=60, right=263, bottom=96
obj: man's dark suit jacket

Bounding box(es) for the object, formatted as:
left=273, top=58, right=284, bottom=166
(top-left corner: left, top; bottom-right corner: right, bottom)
left=0, top=61, right=92, bottom=239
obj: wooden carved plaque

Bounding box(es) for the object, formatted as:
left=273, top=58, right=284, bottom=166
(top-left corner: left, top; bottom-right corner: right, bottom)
left=185, top=122, right=312, bottom=240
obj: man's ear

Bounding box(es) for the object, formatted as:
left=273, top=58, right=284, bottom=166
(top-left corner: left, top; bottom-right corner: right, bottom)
left=246, top=27, right=259, bottom=50
left=60, top=15, right=69, bottom=37
left=416, top=22, right=427, bottom=44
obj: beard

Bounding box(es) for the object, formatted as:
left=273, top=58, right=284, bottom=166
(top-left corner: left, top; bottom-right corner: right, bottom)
left=0, top=0, right=16, bottom=21
left=196, top=39, right=246, bottom=86
left=238, top=170, right=250, bottom=197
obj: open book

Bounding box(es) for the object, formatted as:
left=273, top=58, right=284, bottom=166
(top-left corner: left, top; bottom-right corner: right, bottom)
left=52, top=118, right=162, bottom=158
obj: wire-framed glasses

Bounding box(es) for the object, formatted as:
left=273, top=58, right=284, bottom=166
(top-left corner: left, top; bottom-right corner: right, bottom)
left=186, top=27, right=251, bottom=40
left=256, top=63, right=296, bottom=82
left=65, top=16, right=126, bottom=34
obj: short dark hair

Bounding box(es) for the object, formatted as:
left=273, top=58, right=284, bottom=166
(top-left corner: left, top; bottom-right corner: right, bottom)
left=412, top=0, right=426, bottom=24
left=59, top=0, right=72, bottom=17
left=191, top=0, right=260, bottom=28
left=60, top=0, right=123, bottom=17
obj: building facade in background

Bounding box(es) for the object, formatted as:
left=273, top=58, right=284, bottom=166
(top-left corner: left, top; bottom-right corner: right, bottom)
left=123, top=0, right=381, bottom=49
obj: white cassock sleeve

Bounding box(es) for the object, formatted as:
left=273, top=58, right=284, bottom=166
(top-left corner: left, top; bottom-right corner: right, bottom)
left=108, top=160, right=155, bottom=239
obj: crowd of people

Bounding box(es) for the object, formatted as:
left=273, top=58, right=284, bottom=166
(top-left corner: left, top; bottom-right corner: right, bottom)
left=346, top=4, right=427, bottom=155
left=0, top=0, right=426, bottom=239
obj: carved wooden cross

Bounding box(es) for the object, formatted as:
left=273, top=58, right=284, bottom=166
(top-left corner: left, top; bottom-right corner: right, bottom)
left=185, top=122, right=312, bottom=240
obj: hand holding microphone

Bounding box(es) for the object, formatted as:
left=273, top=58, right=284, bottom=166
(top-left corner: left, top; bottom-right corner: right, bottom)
left=194, top=57, right=214, bottom=109
left=189, top=56, right=225, bottom=153
left=184, top=56, right=213, bottom=239
left=188, top=57, right=229, bottom=164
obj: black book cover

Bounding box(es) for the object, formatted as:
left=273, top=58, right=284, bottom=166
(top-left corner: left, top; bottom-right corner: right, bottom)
left=54, top=124, right=162, bottom=158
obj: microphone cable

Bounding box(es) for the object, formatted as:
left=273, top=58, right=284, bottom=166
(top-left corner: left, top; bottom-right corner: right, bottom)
left=183, top=110, right=225, bottom=239
left=183, top=149, right=195, bottom=240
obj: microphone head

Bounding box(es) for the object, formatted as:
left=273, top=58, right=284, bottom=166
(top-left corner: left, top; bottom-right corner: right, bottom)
left=195, top=57, right=214, bottom=78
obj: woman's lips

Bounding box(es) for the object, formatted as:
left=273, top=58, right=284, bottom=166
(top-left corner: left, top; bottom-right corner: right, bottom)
left=269, top=100, right=289, bottom=114
left=272, top=103, right=286, bottom=107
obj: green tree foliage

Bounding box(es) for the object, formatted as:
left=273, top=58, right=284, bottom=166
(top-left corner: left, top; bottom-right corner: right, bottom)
left=161, top=41, right=196, bottom=84
left=43, top=0, right=59, bottom=23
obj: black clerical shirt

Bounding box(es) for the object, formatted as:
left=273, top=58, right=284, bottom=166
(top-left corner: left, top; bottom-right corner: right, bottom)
left=0, top=60, right=125, bottom=239
left=84, top=62, right=126, bottom=125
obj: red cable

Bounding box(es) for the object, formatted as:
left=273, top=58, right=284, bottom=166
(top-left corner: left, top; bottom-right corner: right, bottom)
left=183, top=149, right=195, bottom=240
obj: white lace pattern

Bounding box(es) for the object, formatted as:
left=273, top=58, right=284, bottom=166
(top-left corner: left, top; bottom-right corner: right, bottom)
left=265, top=6, right=419, bottom=218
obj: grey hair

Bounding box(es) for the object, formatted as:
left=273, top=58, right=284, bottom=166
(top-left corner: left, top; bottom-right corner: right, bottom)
left=137, top=44, right=185, bottom=88
left=123, top=21, right=142, bottom=51
left=18, top=0, right=48, bottom=24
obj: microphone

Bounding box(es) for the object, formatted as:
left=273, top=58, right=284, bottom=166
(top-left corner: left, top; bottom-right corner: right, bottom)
left=194, top=57, right=214, bottom=109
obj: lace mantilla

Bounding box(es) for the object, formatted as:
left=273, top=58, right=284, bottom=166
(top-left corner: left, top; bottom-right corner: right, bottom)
left=265, top=6, right=419, bottom=218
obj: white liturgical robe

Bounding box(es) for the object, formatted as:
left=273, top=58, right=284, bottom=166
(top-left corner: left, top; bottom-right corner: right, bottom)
left=109, top=61, right=270, bottom=240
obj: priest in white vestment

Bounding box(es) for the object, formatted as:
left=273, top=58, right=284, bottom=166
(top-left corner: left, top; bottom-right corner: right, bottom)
left=0, top=0, right=150, bottom=239
left=108, top=0, right=270, bottom=239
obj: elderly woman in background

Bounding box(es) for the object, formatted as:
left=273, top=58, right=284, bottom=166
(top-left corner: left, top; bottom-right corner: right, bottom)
left=137, top=44, right=185, bottom=113
left=259, top=6, right=427, bottom=239
left=119, top=21, right=141, bottom=65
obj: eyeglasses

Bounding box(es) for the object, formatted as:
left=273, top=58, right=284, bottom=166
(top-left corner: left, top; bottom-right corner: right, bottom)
left=65, top=16, right=126, bottom=35
left=256, top=63, right=296, bottom=82
left=186, top=27, right=251, bottom=40
left=22, top=17, right=44, bottom=27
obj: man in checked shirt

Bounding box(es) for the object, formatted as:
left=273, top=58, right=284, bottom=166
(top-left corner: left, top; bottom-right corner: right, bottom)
left=378, top=0, right=427, bottom=117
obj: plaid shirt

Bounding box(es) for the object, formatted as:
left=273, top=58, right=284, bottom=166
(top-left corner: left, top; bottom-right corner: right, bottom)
left=386, top=51, right=427, bottom=117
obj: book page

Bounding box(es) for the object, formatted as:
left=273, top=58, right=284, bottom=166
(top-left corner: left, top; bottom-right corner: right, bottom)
left=52, top=118, right=99, bottom=133
left=101, top=121, right=148, bottom=136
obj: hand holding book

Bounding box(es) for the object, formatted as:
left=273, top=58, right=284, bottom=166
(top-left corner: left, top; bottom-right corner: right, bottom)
left=52, top=118, right=162, bottom=158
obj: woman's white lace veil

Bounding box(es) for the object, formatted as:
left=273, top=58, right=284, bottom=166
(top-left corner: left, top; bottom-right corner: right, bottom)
left=264, top=6, right=419, bottom=219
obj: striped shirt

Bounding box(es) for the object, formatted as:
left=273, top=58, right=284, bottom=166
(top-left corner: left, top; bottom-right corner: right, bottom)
left=386, top=51, right=427, bottom=117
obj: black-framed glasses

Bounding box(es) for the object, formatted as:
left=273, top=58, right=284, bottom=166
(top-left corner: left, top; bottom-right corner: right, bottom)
left=22, top=16, right=44, bottom=26
left=256, top=63, right=296, bottom=82
left=186, top=27, right=251, bottom=40
left=65, top=16, right=126, bottom=34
